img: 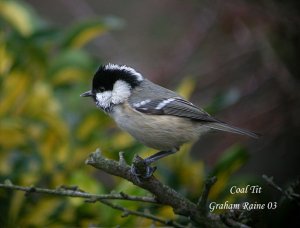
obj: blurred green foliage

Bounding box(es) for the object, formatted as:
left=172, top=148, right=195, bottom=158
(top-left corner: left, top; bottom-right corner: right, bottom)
left=0, top=1, right=261, bottom=227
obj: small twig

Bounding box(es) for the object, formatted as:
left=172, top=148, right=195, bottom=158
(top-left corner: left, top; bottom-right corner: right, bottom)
left=0, top=182, right=158, bottom=204
left=263, top=175, right=300, bottom=204
left=262, top=175, right=283, bottom=193
left=118, top=151, right=128, bottom=167
left=98, top=199, right=185, bottom=228
left=197, top=176, right=217, bottom=215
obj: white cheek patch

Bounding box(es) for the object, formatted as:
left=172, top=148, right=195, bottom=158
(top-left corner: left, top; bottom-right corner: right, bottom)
left=111, top=80, right=131, bottom=104
left=96, top=91, right=112, bottom=109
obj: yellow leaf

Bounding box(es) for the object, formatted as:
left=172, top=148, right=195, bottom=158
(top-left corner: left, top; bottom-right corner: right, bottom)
left=76, top=112, right=107, bottom=140
left=66, top=144, right=102, bottom=171
left=176, top=76, right=196, bottom=99
left=165, top=143, right=204, bottom=195
left=158, top=206, right=176, bottom=220
left=52, top=67, right=85, bottom=86
left=55, top=143, right=70, bottom=163
left=0, top=42, right=13, bottom=74
left=0, top=1, right=35, bottom=36
left=59, top=206, right=75, bottom=224
left=69, top=25, right=107, bottom=49
left=39, top=133, right=56, bottom=172
left=27, top=124, right=43, bottom=141
left=0, top=71, right=30, bottom=116
left=0, top=119, right=26, bottom=148
left=42, top=115, right=68, bottom=141
left=209, top=172, right=229, bottom=200
left=8, top=191, right=25, bottom=225
left=112, top=132, right=134, bottom=149
left=26, top=81, right=61, bottom=115
left=52, top=171, right=67, bottom=186
left=76, top=113, right=101, bottom=140
left=20, top=171, right=39, bottom=186
left=0, top=152, right=11, bottom=174
left=68, top=170, right=104, bottom=194
left=20, top=198, right=61, bottom=226
left=180, top=161, right=204, bottom=194
left=134, top=217, right=152, bottom=227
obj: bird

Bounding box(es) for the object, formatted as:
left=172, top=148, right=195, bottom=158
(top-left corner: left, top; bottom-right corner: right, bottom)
left=81, top=63, right=259, bottom=178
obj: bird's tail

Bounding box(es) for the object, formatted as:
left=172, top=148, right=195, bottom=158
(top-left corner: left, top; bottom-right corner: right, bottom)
left=206, top=122, right=260, bottom=139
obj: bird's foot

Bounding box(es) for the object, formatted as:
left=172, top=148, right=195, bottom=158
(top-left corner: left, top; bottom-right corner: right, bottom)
left=130, top=155, right=157, bottom=182
left=130, top=164, right=156, bottom=179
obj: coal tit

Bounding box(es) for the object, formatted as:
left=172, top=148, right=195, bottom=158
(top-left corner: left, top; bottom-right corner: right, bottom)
left=81, top=64, right=258, bottom=177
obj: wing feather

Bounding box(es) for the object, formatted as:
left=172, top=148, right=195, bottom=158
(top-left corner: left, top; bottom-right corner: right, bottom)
left=133, top=97, right=219, bottom=122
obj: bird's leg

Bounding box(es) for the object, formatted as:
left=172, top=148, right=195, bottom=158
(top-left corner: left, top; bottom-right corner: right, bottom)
left=131, top=148, right=178, bottom=180
left=144, top=148, right=178, bottom=164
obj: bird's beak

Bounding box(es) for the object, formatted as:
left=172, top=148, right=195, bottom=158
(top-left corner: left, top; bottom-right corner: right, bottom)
left=80, top=90, right=93, bottom=97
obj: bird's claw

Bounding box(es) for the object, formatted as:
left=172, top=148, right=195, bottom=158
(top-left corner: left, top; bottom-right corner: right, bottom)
left=130, top=164, right=156, bottom=182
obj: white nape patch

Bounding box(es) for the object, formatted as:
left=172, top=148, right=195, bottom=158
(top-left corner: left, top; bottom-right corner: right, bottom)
left=155, top=98, right=176, bottom=110
left=111, top=80, right=131, bottom=104
left=133, top=99, right=151, bottom=108
left=96, top=91, right=112, bottom=109
left=104, top=63, right=144, bottom=82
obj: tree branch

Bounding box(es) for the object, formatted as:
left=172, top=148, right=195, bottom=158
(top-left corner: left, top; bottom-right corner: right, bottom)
left=0, top=180, right=158, bottom=204
left=85, top=149, right=226, bottom=227
left=96, top=199, right=186, bottom=228
left=197, top=176, right=217, bottom=215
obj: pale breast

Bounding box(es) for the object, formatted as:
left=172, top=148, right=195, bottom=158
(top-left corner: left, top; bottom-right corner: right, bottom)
left=111, top=102, right=201, bottom=150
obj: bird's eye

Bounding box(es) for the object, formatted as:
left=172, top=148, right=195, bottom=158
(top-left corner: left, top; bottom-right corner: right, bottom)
left=99, top=87, right=105, bottom=92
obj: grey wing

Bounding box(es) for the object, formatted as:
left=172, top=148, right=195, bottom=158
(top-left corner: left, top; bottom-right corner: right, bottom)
left=132, top=96, right=219, bottom=123
left=128, top=79, right=259, bottom=138
left=131, top=96, right=259, bottom=138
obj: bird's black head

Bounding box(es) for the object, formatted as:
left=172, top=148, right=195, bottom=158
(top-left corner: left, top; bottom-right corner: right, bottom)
left=92, top=64, right=143, bottom=93
left=81, top=64, right=144, bottom=111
